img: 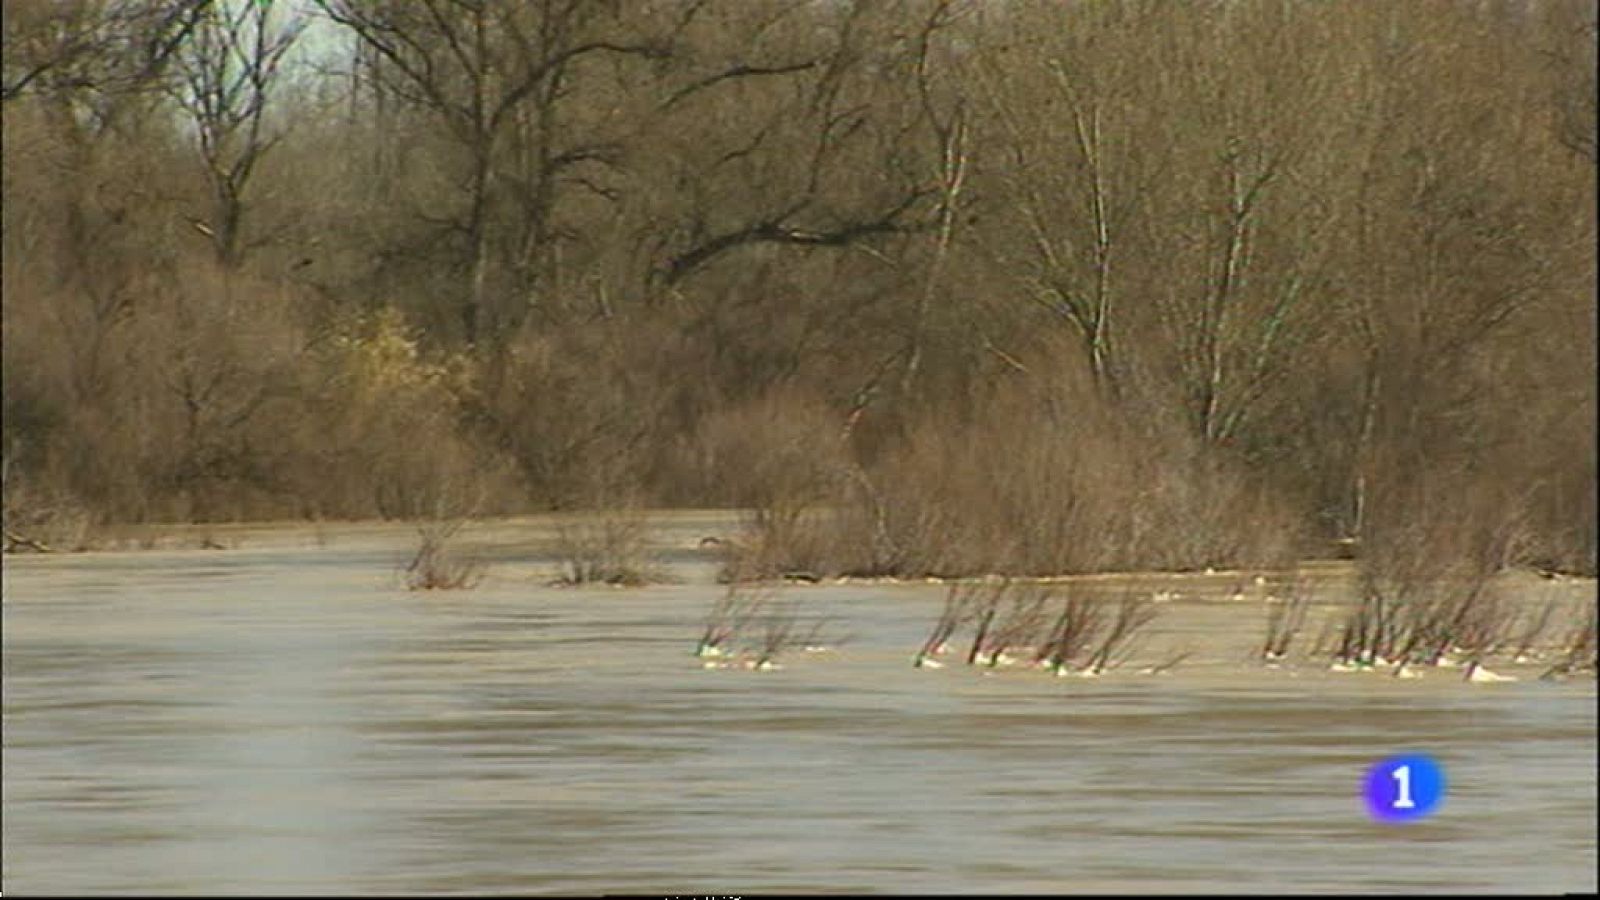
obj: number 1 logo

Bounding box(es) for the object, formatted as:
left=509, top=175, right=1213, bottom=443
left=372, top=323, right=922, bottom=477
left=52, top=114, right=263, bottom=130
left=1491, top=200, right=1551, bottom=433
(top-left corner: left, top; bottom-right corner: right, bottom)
left=1364, top=754, right=1445, bottom=823
left=1391, top=764, right=1415, bottom=809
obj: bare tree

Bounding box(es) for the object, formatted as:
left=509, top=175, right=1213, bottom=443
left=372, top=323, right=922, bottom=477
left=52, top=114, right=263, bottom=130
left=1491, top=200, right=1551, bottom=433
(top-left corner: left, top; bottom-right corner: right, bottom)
left=897, top=0, right=968, bottom=397
left=2, top=0, right=205, bottom=106
left=171, top=0, right=305, bottom=267
left=643, top=0, right=939, bottom=292
left=973, top=50, right=1119, bottom=393
left=317, top=0, right=666, bottom=343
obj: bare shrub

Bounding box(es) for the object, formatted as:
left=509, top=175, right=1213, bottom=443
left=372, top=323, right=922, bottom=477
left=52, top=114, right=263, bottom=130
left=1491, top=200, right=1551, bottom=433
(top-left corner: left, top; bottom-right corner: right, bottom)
left=469, top=324, right=676, bottom=512
left=699, top=386, right=857, bottom=582
left=553, top=509, right=659, bottom=586
left=964, top=580, right=1011, bottom=665
left=712, top=360, right=1307, bottom=583
left=1331, top=575, right=1517, bottom=675
left=307, top=308, right=519, bottom=522
left=914, top=583, right=977, bottom=668
left=979, top=584, right=1053, bottom=667
left=2, top=453, right=91, bottom=552
left=1335, top=478, right=1527, bottom=673
left=696, top=588, right=829, bottom=671
left=1446, top=588, right=1514, bottom=669
left=1261, top=591, right=1312, bottom=661
left=1083, top=594, right=1161, bottom=675
left=725, top=505, right=841, bottom=584
left=1333, top=592, right=1397, bottom=668
left=1142, top=647, right=1194, bottom=676
left=821, top=368, right=1308, bottom=580
left=696, top=584, right=769, bottom=658
left=1507, top=595, right=1561, bottom=663
left=1542, top=600, right=1598, bottom=680
left=1040, top=591, right=1107, bottom=674
left=748, top=600, right=828, bottom=671
left=404, top=518, right=486, bottom=591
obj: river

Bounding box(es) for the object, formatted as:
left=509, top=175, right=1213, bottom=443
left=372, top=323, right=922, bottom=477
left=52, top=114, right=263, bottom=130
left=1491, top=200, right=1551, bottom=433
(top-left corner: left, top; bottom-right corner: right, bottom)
left=3, top=515, right=1595, bottom=893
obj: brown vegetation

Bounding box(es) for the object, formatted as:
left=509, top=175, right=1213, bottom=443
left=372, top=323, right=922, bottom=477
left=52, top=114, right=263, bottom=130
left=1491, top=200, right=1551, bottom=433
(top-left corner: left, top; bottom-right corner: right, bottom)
left=695, top=584, right=828, bottom=670
left=552, top=509, right=659, bottom=586
left=914, top=580, right=1165, bottom=676
left=1321, top=508, right=1598, bottom=677
left=696, top=584, right=769, bottom=659
left=1542, top=601, right=1598, bottom=679
left=914, top=582, right=977, bottom=668
left=1261, top=590, right=1312, bottom=662
left=3, top=1, right=1594, bottom=583
left=404, top=519, right=487, bottom=591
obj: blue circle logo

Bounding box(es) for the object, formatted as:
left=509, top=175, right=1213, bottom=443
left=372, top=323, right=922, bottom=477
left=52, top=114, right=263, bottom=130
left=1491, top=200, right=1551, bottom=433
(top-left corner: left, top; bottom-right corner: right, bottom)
left=1363, top=754, right=1446, bottom=823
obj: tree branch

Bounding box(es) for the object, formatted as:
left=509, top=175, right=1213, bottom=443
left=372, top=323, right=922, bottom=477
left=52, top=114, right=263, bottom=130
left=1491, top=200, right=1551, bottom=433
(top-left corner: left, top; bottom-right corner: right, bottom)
left=658, top=189, right=932, bottom=286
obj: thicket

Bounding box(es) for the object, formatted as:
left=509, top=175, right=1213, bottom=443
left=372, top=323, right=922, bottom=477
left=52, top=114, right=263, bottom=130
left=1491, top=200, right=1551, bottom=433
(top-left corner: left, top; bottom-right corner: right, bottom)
left=4, top=0, right=1594, bottom=578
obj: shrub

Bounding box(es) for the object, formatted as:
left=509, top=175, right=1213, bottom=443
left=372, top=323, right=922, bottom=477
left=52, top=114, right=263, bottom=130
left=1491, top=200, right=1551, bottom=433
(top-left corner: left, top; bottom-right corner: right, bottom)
left=552, top=509, right=659, bottom=586
left=404, top=519, right=486, bottom=591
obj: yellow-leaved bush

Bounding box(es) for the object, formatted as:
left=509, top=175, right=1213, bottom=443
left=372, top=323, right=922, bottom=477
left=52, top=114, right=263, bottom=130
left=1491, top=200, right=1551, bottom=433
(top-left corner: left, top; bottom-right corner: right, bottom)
left=307, top=308, right=508, bottom=520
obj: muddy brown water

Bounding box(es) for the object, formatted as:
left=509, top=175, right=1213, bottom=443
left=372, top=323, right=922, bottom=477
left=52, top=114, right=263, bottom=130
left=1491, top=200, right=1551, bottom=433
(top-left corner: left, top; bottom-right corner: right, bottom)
left=3, top=515, right=1596, bottom=894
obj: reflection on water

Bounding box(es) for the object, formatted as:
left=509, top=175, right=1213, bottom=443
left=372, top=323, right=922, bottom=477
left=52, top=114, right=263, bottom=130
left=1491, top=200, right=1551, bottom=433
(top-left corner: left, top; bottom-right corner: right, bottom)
left=3, top=524, right=1596, bottom=894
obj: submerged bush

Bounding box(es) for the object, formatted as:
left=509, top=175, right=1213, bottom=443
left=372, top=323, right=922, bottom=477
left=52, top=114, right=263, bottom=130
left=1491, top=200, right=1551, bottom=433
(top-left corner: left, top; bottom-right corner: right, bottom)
left=552, top=510, right=660, bottom=586
left=911, top=579, right=1165, bottom=676
left=404, top=520, right=487, bottom=591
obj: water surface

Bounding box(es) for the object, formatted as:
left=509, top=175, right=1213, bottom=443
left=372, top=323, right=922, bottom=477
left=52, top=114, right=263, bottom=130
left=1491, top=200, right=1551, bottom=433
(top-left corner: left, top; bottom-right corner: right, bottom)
left=4, top=518, right=1596, bottom=894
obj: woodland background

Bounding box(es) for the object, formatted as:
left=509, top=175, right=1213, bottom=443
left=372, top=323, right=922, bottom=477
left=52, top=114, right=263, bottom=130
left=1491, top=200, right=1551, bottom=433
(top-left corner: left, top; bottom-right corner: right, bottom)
left=3, top=0, right=1595, bottom=579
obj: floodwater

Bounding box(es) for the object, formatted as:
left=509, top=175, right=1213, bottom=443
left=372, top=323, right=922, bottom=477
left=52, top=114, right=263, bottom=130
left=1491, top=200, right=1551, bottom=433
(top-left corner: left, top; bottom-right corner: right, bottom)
left=3, top=515, right=1596, bottom=894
